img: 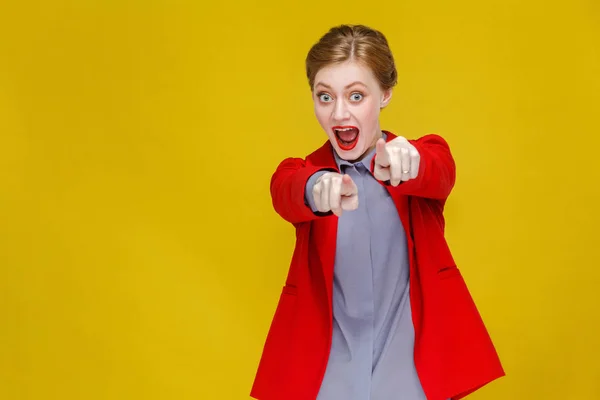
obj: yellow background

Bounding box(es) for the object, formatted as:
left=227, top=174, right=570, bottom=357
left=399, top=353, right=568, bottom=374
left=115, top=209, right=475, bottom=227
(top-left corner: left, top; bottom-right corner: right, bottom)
left=1, top=0, right=599, bottom=399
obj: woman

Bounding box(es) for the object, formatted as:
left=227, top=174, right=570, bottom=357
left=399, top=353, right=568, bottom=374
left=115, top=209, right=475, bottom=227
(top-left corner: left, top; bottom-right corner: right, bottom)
left=251, top=24, right=504, bottom=400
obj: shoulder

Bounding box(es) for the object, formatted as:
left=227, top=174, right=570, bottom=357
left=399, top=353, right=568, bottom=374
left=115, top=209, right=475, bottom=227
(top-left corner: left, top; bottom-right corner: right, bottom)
left=412, top=133, right=452, bottom=148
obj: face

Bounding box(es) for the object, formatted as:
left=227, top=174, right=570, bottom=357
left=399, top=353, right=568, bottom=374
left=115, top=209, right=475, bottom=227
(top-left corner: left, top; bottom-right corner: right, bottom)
left=312, top=60, right=392, bottom=161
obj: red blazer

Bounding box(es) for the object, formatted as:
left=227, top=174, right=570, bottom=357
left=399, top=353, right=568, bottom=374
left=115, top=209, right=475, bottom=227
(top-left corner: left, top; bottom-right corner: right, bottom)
left=251, top=132, right=504, bottom=400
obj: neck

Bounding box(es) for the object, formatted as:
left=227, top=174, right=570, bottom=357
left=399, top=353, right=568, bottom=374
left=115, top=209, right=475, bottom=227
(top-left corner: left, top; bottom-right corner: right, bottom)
left=351, top=129, right=383, bottom=162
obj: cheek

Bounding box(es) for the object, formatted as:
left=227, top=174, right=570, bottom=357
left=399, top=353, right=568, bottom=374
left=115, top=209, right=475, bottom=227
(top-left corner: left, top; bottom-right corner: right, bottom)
left=314, top=105, right=331, bottom=129
left=356, top=103, right=380, bottom=131
left=363, top=103, right=380, bottom=123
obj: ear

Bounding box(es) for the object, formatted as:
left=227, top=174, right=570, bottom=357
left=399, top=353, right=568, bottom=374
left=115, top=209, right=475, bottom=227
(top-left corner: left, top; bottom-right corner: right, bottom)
left=380, top=88, right=393, bottom=109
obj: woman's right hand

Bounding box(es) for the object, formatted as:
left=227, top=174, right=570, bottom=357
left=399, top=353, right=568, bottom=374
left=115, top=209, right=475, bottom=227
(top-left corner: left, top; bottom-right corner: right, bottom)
left=311, top=172, right=358, bottom=217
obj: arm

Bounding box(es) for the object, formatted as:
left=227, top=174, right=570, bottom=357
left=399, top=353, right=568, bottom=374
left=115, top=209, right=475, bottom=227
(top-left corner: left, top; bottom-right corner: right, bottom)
left=269, top=157, right=335, bottom=225
left=372, top=134, right=456, bottom=200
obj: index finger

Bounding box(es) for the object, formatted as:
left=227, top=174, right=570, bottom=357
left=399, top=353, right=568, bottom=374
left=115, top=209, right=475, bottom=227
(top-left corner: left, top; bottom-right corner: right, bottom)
left=340, top=174, right=357, bottom=196
left=375, top=138, right=389, bottom=167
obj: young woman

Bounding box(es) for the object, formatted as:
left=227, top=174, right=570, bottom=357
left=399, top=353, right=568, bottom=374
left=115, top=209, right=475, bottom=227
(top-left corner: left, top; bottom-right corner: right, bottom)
left=251, top=24, right=504, bottom=400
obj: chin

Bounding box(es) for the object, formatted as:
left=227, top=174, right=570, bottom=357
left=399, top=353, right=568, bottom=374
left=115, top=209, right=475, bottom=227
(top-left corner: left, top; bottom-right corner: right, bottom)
left=333, top=144, right=368, bottom=162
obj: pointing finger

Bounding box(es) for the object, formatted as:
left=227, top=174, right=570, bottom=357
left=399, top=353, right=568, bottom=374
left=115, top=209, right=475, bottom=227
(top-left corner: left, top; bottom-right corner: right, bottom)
left=341, top=175, right=358, bottom=211
left=375, top=138, right=389, bottom=167
left=341, top=174, right=357, bottom=196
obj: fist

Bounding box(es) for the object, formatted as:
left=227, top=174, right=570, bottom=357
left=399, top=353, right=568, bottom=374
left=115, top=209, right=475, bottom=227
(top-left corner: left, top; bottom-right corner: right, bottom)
left=374, top=136, right=420, bottom=186
left=312, top=172, right=359, bottom=217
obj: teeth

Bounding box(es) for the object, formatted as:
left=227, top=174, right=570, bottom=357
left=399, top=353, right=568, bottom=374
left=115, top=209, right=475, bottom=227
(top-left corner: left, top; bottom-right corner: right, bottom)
left=335, top=127, right=355, bottom=133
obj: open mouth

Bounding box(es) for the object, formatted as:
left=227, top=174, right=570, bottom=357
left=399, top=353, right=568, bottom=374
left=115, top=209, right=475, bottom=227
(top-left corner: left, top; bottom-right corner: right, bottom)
left=333, top=126, right=360, bottom=151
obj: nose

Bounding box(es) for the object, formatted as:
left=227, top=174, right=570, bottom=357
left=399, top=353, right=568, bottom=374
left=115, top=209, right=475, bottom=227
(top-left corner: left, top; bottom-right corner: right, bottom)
left=332, top=98, right=351, bottom=122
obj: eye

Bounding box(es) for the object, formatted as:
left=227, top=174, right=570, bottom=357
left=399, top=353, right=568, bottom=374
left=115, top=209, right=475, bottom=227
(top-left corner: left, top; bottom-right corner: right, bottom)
left=317, top=92, right=333, bottom=102
left=350, top=92, right=363, bottom=101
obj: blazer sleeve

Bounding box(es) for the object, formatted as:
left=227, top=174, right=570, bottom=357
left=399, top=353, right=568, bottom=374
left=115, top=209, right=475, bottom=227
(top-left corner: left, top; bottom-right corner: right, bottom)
left=270, top=157, right=336, bottom=225
left=372, top=134, right=456, bottom=200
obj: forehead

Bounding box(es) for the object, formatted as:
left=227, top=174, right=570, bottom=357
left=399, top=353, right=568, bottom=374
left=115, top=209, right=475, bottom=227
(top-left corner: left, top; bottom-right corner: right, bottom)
left=314, top=61, right=379, bottom=89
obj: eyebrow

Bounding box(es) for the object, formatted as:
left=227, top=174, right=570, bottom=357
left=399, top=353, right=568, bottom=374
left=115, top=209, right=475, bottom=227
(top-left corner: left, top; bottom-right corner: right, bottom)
left=314, top=81, right=367, bottom=90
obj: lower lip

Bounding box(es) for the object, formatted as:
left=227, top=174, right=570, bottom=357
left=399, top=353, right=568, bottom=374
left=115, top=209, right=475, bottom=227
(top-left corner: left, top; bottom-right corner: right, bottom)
left=335, top=131, right=359, bottom=151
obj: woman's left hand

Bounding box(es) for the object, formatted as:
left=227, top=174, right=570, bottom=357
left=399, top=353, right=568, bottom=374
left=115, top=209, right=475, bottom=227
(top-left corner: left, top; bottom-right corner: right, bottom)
left=373, top=136, right=420, bottom=186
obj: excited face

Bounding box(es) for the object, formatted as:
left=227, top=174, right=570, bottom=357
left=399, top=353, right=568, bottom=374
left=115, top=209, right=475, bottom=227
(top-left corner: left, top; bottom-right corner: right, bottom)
left=312, top=60, right=392, bottom=162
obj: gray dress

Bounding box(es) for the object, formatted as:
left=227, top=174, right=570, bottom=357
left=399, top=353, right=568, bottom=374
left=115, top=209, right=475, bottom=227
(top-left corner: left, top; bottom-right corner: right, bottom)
left=305, top=142, right=428, bottom=400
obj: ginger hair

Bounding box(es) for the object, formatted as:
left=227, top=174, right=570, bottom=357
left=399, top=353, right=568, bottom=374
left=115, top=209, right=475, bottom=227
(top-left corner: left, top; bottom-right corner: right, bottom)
left=305, top=24, right=398, bottom=91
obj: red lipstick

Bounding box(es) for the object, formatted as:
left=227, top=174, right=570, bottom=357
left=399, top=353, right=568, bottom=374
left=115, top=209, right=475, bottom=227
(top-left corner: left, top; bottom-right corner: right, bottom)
left=332, top=125, right=360, bottom=151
